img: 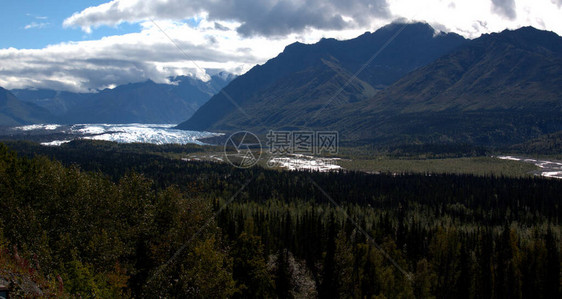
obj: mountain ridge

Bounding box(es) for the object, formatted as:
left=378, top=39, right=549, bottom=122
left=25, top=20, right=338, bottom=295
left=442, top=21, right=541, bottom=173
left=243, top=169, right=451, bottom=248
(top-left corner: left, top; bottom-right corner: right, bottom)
left=333, top=26, right=562, bottom=145
left=0, top=87, right=55, bottom=126
left=10, top=72, right=235, bottom=124
left=177, top=24, right=562, bottom=146
left=177, top=22, right=468, bottom=131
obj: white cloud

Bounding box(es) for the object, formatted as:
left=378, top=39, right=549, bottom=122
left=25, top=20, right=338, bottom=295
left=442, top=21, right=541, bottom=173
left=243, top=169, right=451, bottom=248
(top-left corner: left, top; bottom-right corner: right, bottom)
left=25, top=13, right=48, bottom=20
left=2, top=18, right=330, bottom=92
left=388, top=0, right=562, bottom=38
left=63, top=0, right=562, bottom=39
left=24, top=22, right=49, bottom=30
left=63, top=0, right=390, bottom=36
left=2, top=0, right=562, bottom=92
left=3, top=5, right=384, bottom=92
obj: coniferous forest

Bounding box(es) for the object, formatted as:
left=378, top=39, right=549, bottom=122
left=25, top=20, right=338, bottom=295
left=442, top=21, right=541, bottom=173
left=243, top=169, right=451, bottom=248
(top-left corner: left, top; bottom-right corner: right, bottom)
left=0, top=141, right=560, bottom=298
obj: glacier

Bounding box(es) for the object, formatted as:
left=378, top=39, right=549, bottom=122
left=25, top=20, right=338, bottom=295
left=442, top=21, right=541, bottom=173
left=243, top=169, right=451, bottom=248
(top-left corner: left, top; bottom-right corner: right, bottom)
left=11, top=124, right=222, bottom=146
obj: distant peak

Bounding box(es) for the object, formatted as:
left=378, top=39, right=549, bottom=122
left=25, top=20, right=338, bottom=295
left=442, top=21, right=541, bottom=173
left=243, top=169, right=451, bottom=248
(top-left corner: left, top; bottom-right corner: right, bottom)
left=319, top=37, right=337, bottom=43
left=284, top=41, right=305, bottom=50
left=492, top=25, right=555, bottom=37
left=370, top=21, right=442, bottom=40
left=481, top=25, right=562, bottom=52
left=381, top=21, right=434, bottom=31
left=211, top=71, right=235, bottom=81
left=518, top=26, right=539, bottom=31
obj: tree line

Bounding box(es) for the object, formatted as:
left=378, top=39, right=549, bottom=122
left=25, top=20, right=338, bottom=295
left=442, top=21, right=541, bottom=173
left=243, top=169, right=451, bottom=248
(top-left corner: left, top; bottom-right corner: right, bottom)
left=0, top=141, right=560, bottom=298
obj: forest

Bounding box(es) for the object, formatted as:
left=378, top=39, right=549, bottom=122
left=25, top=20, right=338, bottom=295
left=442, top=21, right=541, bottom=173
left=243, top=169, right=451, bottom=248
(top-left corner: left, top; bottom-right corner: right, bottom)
left=0, top=140, right=560, bottom=298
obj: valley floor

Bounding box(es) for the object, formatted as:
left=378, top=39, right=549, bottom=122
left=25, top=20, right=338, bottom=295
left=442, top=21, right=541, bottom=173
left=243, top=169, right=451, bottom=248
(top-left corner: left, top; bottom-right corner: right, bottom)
left=187, top=150, right=544, bottom=178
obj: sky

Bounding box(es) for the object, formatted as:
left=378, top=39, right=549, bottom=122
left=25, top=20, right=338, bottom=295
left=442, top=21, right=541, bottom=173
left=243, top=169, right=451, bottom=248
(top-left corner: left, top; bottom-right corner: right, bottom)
left=0, top=0, right=561, bottom=92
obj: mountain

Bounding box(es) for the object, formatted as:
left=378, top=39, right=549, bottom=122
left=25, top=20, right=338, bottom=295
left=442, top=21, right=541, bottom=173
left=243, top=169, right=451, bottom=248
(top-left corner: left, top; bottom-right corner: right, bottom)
left=11, top=89, right=89, bottom=116
left=11, top=72, right=235, bottom=124
left=178, top=24, right=562, bottom=146
left=176, top=22, right=467, bottom=131
left=334, top=26, right=562, bottom=145
left=0, top=87, right=54, bottom=126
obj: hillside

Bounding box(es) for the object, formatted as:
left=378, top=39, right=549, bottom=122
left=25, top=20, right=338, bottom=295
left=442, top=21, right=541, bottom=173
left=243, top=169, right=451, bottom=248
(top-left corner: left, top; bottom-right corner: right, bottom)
left=11, top=89, right=90, bottom=116
left=176, top=22, right=467, bottom=131
left=336, top=27, right=562, bottom=145
left=178, top=25, right=562, bottom=147
left=11, top=72, right=234, bottom=124
left=0, top=87, right=54, bottom=126
left=64, top=73, right=234, bottom=124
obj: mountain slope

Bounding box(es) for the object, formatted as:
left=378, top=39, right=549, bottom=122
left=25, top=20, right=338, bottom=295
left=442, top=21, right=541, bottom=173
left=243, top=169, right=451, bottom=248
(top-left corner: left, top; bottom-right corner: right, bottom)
left=0, top=87, right=54, bottom=126
left=193, top=57, right=377, bottom=131
left=336, top=27, right=562, bottom=145
left=64, top=73, right=234, bottom=124
left=179, top=25, right=562, bottom=147
left=11, top=89, right=89, bottom=116
left=11, top=72, right=234, bottom=124
left=177, top=22, right=467, bottom=131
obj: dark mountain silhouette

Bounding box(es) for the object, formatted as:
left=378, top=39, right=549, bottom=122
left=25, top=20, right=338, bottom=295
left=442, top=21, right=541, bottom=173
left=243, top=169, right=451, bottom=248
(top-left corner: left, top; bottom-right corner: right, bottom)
left=176, top=22, right=467, bottom=131
left=177, top=24, right=562, bottom=146
left=11, top=89, right=89, bottom=116
left=335, top=26, right=562, bottom=145
left=11, top=72, right=235, bottom=124
left=0, top=87, right=54, bottom=126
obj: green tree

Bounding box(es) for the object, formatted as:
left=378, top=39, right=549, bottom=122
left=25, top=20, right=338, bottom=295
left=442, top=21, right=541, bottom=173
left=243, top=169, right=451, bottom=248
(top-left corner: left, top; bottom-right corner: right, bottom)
left=180, top=236, right=236, bottom=298
left=496, top=224, right=522, bottom=299
left=429, top=228, right=461, bottom=298
left=544, top=227, right=560, bottom=299
left=413, top=258, right=436, bottom=299
left=232, top=232, right=274, bottom=298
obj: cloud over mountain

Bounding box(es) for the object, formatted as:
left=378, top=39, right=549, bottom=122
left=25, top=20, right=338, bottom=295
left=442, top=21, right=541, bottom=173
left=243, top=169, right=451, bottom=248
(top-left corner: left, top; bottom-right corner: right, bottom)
left=0, top=20, right=282, bottom=92
left=1, top=0, right=561, bottom=92
left=63, top=0, right=390, bottom=36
